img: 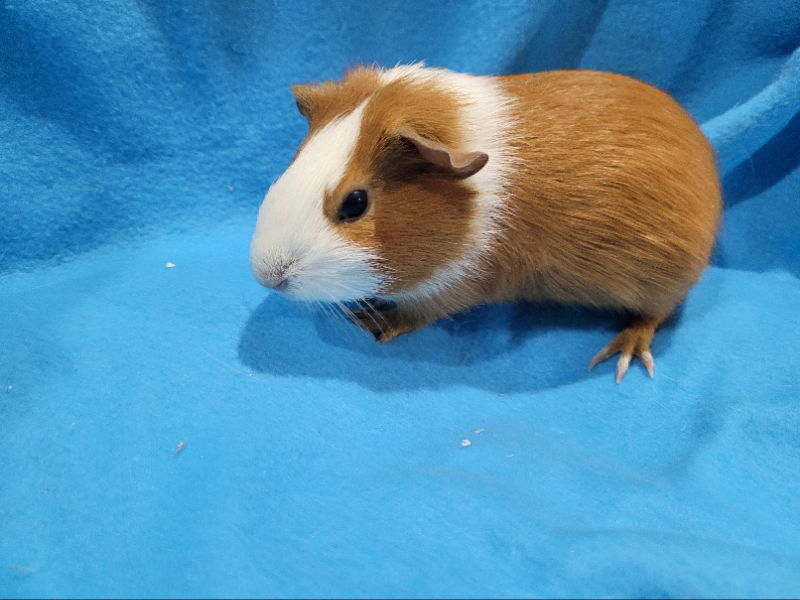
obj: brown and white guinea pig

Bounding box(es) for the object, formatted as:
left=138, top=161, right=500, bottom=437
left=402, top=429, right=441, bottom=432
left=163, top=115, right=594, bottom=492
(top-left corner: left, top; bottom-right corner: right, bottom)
left=250, top=63, right=721, bottom=382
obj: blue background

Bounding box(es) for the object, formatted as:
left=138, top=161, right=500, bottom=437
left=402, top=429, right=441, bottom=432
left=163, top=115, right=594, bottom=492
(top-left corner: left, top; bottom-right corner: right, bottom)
left=2, top=1, right=799, bottom=597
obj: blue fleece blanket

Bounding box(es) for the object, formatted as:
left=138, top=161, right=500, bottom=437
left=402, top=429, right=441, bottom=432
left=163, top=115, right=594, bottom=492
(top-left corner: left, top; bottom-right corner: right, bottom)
left=2, top=1, right=799, bottom=598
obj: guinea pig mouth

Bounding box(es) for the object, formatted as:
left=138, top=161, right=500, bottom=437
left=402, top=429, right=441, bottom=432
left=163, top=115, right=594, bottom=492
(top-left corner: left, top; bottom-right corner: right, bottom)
left=251, top=263, right=293, bottom=292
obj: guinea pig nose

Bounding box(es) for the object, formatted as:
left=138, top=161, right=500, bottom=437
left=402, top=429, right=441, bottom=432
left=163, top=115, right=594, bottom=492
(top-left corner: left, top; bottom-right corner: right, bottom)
left=263, top=276, right=290, bottom=291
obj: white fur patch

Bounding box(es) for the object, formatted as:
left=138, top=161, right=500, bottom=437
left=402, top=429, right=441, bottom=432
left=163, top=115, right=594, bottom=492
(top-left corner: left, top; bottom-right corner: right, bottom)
left=380, top=64, right=516, bottom=302
left=250, top=100, right=383, bottom=301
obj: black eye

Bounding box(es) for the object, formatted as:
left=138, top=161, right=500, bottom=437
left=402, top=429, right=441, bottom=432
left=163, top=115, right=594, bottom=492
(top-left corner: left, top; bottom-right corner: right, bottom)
left=338, top=189, right=369, bottom=222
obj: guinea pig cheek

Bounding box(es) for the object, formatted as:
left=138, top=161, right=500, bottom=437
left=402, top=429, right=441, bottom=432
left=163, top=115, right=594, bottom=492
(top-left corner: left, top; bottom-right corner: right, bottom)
left=368, top=179, right=476, bottom=295
left=330, top=207, right=387, bottom=279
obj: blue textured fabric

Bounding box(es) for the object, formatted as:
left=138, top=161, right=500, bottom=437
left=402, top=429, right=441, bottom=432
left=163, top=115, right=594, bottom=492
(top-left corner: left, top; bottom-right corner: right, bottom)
left=2, top=1, right=799, bottom=597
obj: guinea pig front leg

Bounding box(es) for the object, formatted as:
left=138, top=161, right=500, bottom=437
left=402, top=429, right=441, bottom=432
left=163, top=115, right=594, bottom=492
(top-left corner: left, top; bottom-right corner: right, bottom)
left=347, top=301, right=440, bottom=343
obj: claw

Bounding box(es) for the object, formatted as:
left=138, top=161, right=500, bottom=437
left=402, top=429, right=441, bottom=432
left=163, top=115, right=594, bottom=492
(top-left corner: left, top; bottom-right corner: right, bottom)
left=641, top=350, right=655, bottom=378
left=615, top=353, right=632, bottom=384
left=588, top=344, right=614, bottom=371
left=589, top=316, right=662, bottom=382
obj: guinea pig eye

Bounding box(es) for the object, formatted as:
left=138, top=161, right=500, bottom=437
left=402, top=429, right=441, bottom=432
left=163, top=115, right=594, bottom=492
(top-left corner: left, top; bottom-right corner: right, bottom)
left=337, top=189, right=369, bottom=223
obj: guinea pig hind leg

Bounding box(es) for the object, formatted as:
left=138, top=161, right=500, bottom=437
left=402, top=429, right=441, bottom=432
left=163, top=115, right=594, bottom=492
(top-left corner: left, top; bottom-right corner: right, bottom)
left=588, top=314, right=665, bottom=383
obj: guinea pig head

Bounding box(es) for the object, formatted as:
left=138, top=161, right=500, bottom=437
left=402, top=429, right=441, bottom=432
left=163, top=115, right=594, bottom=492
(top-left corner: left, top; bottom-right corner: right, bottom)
left=250, top=74, right=489, bottom=303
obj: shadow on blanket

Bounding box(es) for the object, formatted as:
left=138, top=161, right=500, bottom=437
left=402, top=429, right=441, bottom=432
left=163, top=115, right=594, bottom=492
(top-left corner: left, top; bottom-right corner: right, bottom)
left=238, top=297, right=683, bottom=393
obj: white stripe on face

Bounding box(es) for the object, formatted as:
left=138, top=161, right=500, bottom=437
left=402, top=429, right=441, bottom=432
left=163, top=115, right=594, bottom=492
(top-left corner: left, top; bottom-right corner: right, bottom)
left=250, top=100, right=383, bottom=301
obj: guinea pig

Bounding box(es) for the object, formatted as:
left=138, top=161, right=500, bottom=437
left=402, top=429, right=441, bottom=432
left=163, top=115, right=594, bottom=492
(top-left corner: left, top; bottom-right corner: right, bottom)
left=250, top=63, right=721, bottom=383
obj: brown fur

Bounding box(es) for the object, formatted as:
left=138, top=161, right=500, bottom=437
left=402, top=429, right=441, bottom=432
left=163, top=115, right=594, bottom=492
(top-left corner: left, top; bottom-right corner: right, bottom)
left=492, top=71, right=721, bottom=318
left=291, top=66, right=382, bottom=135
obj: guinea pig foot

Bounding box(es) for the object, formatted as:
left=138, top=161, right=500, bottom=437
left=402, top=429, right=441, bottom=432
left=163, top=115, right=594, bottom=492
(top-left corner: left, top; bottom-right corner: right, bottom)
left=371, top=319, right=418, bottom=344
left=588, top=320, right=658, bottom=383
left=375, top=328, right=402, bottom=343
left=347, top=307, right=423, bottom=343
left=347, top=308, right=390, bottom=340
left=374, top=320, right=432, bottom=343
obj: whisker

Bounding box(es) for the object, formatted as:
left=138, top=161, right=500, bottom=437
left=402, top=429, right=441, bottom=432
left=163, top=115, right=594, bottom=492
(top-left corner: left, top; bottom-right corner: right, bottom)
left=348, top=298, right=389, bottom=334
left=318, top=299, right=339, bottom=321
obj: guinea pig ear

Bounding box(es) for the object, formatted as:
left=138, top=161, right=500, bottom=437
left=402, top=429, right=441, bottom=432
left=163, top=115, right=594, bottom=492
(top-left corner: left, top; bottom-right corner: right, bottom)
left=398, top=127, right=488, bottom=179
left=291, top=85, right=317, bottom=120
